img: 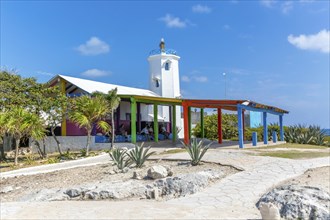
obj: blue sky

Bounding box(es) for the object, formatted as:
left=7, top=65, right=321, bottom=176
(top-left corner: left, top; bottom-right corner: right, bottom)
left=1, top=0, right=329, bottom=128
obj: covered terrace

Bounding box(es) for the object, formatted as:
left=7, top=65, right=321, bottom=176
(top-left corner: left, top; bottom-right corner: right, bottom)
left=122, top=95, right=289, bottom=148
left=182, top=99, right=289, bottom=148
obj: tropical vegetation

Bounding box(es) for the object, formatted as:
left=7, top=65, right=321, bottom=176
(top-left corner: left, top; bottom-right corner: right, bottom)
left=69, top=95, right=111, bottom=156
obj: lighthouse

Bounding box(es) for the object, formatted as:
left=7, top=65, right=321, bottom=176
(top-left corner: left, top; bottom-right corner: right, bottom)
left=147, top=39, right=183, bottom=137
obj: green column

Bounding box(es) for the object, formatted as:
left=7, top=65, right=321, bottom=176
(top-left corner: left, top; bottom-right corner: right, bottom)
left=188, top=107, right=192, bottom=139
left=172, top=105, right=177, bottom=142
left=153, top=104, right=158, bottom=142
left=200, top=108, right=204, bottom=138
left=130, top=97, right=136, bottom=144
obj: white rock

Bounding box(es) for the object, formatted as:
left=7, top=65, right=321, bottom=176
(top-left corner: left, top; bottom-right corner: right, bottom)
left=147, top=165, right=168, bottom=179
left=259, top=202, right=281, bottom=220
left=1, top=186, right=14, bottom=193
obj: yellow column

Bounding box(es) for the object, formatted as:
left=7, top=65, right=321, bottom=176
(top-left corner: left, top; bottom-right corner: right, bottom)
left=60, top=78, right=67, bottom=136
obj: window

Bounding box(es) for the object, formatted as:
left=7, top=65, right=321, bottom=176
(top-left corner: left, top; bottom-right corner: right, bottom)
left=165, top=62, right=170, bottom=71
left=155, top=79, right=160, bottom=87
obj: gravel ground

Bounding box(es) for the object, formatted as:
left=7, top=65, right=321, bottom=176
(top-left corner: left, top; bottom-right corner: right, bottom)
left=0, top=159, right=238, bottom=202
left=280, top=166, right=330, bottom=193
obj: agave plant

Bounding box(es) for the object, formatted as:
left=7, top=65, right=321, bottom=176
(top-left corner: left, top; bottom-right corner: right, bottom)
left=126, top=143, right=155, bottom=168
left=285, top=124, right=326, bottom=146
left=184, top=138, right=211, bottom=166
left=109, top=148, right=131, bottom=170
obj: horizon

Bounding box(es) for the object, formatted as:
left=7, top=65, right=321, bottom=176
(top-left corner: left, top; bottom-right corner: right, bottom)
left=1, top=1, right=329, bottom=128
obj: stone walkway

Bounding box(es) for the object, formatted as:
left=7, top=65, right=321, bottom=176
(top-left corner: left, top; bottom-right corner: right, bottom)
left=1, top=148, right=329, bottom=219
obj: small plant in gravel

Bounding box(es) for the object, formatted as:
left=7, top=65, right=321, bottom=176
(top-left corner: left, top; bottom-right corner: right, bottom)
left=183, top=138, right=211, bottom=166
left=109, top=148, right=131, bottom=170
left=126, top=143, right=155, bottom=168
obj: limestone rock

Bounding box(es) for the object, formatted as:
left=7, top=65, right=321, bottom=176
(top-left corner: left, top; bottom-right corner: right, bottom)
left=147, top=165, right=168, bottom=179
left=259, top=202, right=281, bottom=220
left=257, top=185, right=330, bottom=220
left=66, top=189, right=81, bottom=198
left=133, top=171, right=143, bottom=180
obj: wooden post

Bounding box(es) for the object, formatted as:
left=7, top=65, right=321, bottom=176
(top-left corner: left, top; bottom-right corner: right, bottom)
left=217, top=108, right=223, bottom=144
left=153, top=104, right=158, bottom=142
left=263, top=112, right=268, bottom=144
left=237, top=106, right=244, bottom=148
left=200, top=108, right=204, bottom=139
left=279, top=115, right=284, bottom=141
left=60, top=78, right=67, bottom=136
left=188, top=107, right=192, bottom=139
left=130, top=97, right=137, bottom=144
left=183, top=103, right=189, bottom=145
left=172, top=105, right=177, bottom=142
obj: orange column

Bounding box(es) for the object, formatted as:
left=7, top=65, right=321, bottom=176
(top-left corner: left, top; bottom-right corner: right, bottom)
left=183, top=103, right=190, bottom=145
left=218, top=108, right=222, bottom=144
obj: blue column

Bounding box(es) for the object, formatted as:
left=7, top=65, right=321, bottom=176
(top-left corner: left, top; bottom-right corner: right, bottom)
left=279, top=115, right=284, bottom=141
left=237, top=106, right=244, bottom=148
left=252, top=132, right=257, bottom=146
left=263, top=112, right=268, bottom=144
left=272, top=131, right=277, bottom=143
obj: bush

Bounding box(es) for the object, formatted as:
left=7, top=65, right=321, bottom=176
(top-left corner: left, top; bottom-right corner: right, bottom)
left=183, top=138, right=211, bottom=166
left=193, top=114, right=238, bottom=140
left=126, top=143, right=155, bottom=168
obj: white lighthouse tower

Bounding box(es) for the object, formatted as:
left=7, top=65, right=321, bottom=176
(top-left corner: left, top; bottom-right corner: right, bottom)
left=148, top=39, right=183, bottom=137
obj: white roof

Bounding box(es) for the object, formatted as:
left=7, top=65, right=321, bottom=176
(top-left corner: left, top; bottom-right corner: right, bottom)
left=57, top=75, right=159, bottom=97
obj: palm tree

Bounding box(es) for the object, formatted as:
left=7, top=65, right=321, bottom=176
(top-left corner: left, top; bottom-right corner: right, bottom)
left=93, top=89, right=121, bottom=149
left=69, top=95, right=110, bottom=156
left=0, top=107, right=46, bottom=165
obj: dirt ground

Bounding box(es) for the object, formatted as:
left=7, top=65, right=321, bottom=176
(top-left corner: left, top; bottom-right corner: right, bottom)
left=0, top=159, right=238, bottom=202
left=280, top=166, right=330, bottom=193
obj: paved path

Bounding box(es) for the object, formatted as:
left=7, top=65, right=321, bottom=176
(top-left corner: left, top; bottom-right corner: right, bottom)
left=1, top=149, right=329, bottom=219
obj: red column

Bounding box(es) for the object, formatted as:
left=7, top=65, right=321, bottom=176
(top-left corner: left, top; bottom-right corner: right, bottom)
left=242, top=110, right=245, bottom=141
left=183, top=103, right=190, bottom=145
left=218, top=108, right=223, bottom=144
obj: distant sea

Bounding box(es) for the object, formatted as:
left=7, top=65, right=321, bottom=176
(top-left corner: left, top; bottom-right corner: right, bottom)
left=322, top=129, right=330, bottom=136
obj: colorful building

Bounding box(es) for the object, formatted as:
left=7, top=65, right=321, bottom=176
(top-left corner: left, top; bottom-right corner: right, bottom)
left=49, top=39, right=289, bottom=148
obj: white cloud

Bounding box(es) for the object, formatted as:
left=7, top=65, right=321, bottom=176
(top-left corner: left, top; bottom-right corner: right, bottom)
left=281, top=1, right=293, bottom=14
left=193, top=76, right=208, bottom=83
left=36, top=71, right=55, bottom=76
left=159, top=14, right=187, bottom=28
left=76, top=37, right=110, bottom=55
left=260, top=0, right=277, bottom=8
left=181, top=75, right=190, bottom=82
left=192, top=4, right=212, bottom=14
left=81, top=69, right=111, bottom=77
left=182, top=75, right=208, bottom=83
left=288, top=29, right=330, bottom=53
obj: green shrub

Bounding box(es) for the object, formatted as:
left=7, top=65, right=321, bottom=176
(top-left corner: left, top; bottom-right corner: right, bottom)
left=109, top=148, right=131, bottom=170
left=183, top=138, right=211, bottom=166
left=47, top=157, right=60, bottom=164
left=126, top=143, right=155, bottom=168
left=193, top=114, right=238, bottom=140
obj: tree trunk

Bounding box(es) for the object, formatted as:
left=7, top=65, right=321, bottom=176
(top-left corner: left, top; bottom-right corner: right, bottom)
left=111, top=109, right=115, bottom=149
left=0, top=135, right=5, bottom=159
left=42, top=138, right=47, bottom=158
left=34, top=140, right=43, bottom=158
left=14, top=138, right=20, bottom=166
left=86, top=129, right=91, bottom=156
left=51, top=127, right=62, bottom=155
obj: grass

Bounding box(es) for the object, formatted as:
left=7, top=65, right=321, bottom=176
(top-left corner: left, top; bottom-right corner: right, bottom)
left=259, top=150, right=330, bottom=159
left=251, top=143, right=328, bottom=150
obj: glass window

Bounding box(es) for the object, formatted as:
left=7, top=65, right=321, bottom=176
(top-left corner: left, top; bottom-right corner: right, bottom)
left=165, top=62, right=170, bottom=71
